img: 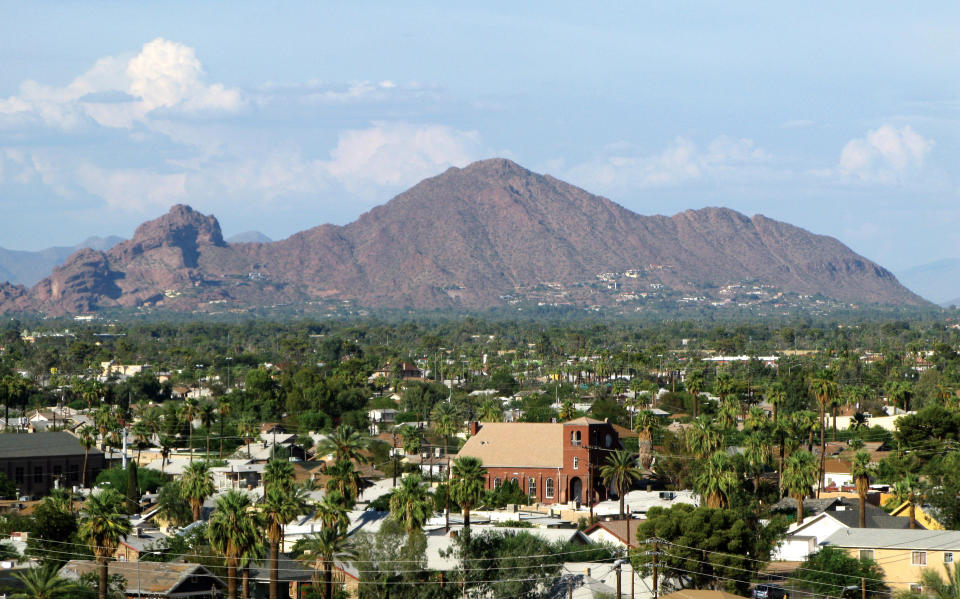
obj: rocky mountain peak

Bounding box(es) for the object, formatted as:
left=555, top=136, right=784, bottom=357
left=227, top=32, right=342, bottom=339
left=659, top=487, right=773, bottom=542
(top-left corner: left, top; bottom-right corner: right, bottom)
left=118, top=204, right=225, bottom=268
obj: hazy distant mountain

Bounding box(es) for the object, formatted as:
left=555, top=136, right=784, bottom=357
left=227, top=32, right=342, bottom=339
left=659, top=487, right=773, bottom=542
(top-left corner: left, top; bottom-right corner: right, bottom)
left=226, top=231, right=273, bottom=244
left=895, top=259, right=960, bottom=306
left=0, top=158, right=928, bottom=315
left=0, top=236, right=124, bottom=287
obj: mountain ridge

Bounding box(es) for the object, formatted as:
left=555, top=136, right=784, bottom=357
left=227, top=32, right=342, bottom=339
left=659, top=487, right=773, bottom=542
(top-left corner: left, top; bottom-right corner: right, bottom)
left=0, top=158, right=928, bottom=314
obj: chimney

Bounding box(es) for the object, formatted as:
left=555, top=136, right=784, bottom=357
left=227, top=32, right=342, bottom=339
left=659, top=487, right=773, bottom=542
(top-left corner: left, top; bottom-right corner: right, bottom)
left=585, top=567, right=591, bottom=577
left=468, top=421, right=480, bottom=436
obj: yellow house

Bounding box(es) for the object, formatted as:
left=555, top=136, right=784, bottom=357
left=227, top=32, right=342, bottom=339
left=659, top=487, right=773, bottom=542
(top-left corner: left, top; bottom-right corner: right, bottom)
left=889, top=502, right=945, bottom=530
left=824, top=529, right=960, bottom=591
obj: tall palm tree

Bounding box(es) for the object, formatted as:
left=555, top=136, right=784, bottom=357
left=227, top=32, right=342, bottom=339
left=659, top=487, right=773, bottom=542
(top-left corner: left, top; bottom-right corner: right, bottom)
left=478, top=398, right=503, bottom=422
left=766, top=383, right=786, bottom=423
left=850, top=451, right=875, bottom=528
left=389, top=474, right=434, bottom=536
left=685, top=369, right=705, bottom=418
left=261, top=483, right=308, bottom=599
left=600, top=450, right=642, bottom=518
left=791, top=410, right=819, bottom=453
left=297, top=528, right=358, bottom=599
left=782, top=450, right=818, bottom=525
left=558, top=400, right=577, bottom=422
left=893, top=473, right=925, bottom=529
left=316, top=425, right=368, bottom=464
left=431, top=401, right=461, bottom=458
left=315, top=489, right=351, bottom=535
left=179, top=398, right=200, bottom=463
left=695, top=450, right=738, bottom=508
left=217, top=397, right=232, bottom=458
left=182, top=461, right=214, bottom=522
left=78, top=425, right=97, bottom=488
left=742, top=433, right=771, bottom=494
left=78, top=489, right=131, bottom=599
left=131, top=421, right=150, bottom=464
left=198, top=403, right=216, bottom=459
left=325, top=460, right=361, bottom=503
left=239, top=535, right=267, bottom=599
left=159, top=436, right=174, bottom=476
left=686, top=416, right=721, bottom=459
left=449, top=456, right=487, bottom=537
left=11, top=563, right=78, bottom=599
left=208, top=490, right=259, bottom=599
left=716, top=397, right=740, bottom=435
left=237, top=416, right=256, bottom=459
left=263, top=459, right=296, bottom=494
left=809, top=376, right=837, bottom=497
left=919, top=563, right=960, bottom=599
left=634, top=410, right=659, bottom=471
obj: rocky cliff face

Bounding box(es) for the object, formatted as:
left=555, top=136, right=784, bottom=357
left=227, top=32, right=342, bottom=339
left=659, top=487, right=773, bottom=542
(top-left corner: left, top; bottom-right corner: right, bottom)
left=0, top=159, right=928, bottom=314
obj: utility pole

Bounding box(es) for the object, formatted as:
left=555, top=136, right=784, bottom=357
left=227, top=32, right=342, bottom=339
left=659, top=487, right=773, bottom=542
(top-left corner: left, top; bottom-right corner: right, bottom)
left=615, top=558, right=623, bottom=599
left=861, top=576, right=866, bottom=599
left=392, top=432, right=398, bottom=488
left=567, top=578, right=573, bottom=599
left=652, top=539, right=659, bottom=599
left=445, top=457, right=451, bottom=533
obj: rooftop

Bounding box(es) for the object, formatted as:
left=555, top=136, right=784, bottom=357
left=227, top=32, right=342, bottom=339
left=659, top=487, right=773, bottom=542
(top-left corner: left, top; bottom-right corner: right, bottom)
left=0, top=431, right=103, bottom=459
left=459, top=422, right=564, bottom=468
left=824, top=528, right=960, bottom=550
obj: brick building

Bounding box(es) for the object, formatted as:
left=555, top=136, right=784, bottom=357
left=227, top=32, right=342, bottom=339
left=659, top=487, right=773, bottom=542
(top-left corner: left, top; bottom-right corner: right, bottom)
left=457, top=417, right=623, bottom=506
left=0, top=432, right=105, bottom=496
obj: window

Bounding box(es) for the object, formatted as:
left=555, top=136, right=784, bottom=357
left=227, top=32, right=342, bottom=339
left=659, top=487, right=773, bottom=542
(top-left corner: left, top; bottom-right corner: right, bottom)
left=511, top=477, right=519, bottom=486
left=910, top=585, right=923, bottom=594
left=946, top=552, right=954, bottom=564
left=33, top=467, right=42, bottom=483
left=859, top=550, right=875, bottom=561
left=912, top=551, right=927, bottom=566
left=545, top=478, right=555, bottom=499
left=14, top=467, right=23, bottom=483
left=68, top=464, right=79, bottom=482
left=53, top=465, right=62, bottom=478
left=493, top=477, right=502, bottom=489
left=528, top=477, right=536, bottom=498
left=571, top=431, right=581, bottom=447
left=573, top=457, right=579, bottom=470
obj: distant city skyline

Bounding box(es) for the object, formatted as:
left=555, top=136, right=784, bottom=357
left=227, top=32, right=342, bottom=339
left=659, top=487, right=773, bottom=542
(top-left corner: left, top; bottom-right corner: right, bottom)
left=0, top=2, right=956, bottom=271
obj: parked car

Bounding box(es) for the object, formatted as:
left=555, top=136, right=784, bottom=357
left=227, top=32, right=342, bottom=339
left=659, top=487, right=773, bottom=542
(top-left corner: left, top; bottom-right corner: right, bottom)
left=753, top=584, right=789, bottom=599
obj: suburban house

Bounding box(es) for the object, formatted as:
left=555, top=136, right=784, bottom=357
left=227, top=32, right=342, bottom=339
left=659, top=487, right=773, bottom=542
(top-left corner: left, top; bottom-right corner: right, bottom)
left=889, top=502, right=945, bottom=530
left=59, top=560, right=226, bottom=598
left=0, top=431, right=105, bottom=496
left=823, top=529, right=960, bottom=591
left=773, top=497, right=914, bottom=561
left=583, top=519, right=643, bottom=549
left=457, top=417, right=623, bottom=506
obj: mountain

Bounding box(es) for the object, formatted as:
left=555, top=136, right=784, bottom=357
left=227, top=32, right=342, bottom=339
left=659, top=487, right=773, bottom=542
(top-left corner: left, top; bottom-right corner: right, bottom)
left=226, top=231, right=273, bottom=244
left=0, top=158, right=927, bottom=315
left=895, top=259, right=960, bottom=306
left=0, top=236, right=124, bottom=287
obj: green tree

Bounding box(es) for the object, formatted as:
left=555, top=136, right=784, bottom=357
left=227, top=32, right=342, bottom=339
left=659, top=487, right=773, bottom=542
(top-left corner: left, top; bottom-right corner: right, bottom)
left=315, top=489, right=351, bottom=536
left=796, top=546, right=886, bottom=598
left=77, top=489, right=131, bottom=599
left=156, top=479, right=192, bottom=527
left=198, top=402, right=216, bottom=458
left=450, top=456, right=487, bottom=537
left=261, top=483, right=307, bottom=599
left=179, top=398, right=200, bottom=463
left=208, top=490, right=259, bottom=599
left=685, top=369, right=705, bottom=418
left=851, top=451, right=875, bottom=528
left=477, top=398, right=503, bottom=423
left=600, top=450, right=642, bottom=519
left=782, top=450, right=818, bottom=524
left=297, top=528, right=357, bottom=599
left=892, top=473, right=925, bottom=530
left=431, top=401, right=461, bottom=458
left=915, top=563, right=960, bottom=599
left=316, top=425, right=368, bottom=464
left=124, top=462, right=139, bottom=513
left=181, top=461, right=214, bottom=522
left=389, top=474, right=433, bottom=536
left=11, top=563, right=79, bottom=599
left=325, top=460, right=361, bottom=504
left=694, top=450, right=738, bottom=508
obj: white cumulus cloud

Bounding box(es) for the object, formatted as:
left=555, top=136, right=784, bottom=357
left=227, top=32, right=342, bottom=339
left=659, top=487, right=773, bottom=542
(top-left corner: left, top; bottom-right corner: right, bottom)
left=837, top=125, right=933, bottom=183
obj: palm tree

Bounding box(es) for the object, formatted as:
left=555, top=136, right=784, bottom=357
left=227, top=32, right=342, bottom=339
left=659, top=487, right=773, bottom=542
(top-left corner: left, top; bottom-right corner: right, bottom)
left=179, top=398, right=200, bottom=463
left=239, top=536, right=266, bottom=599
left=208, top=490, right=259, bottom=599
left=634, top=410, right=659, bottom=471
left=695, top=450, right=738, bottom=508
left=198, top=402, right=216, bottom=458
left=315, top=489, right=351, bottom=535
left=261, top=483, right=308, bottom=599
left=686, top=417, right=721, bottom=459
left=809, top=376, right=837, bottom=496
left=743, top=433, right=771, bottom=494
left=78, top=425, right=96, bottom=488
left=893, top=474, right=925, bottom=529
left=431, top=401, right=461, bottom=458
left=263, top=458, right=295, bottom=494
left=316, top=425, right=368, bottom=464
left=782, top=450, right=818, bottom=525
left=850, top=451, right=875, bottom=528
left=685, top=369, right=705, bottom=418
left=78, top=489, right=131, bottom=599
left=237, top=416, right=256, bottom=459
left=449, top=456, right=487, bottom=537
left=159, top=436, right=174, bottom=476
left=600, top=450, right=643, bottom=518
left=182, top=461, right=214, bottom=522
left=297, top=528, right=357, bottom=599
left=217, top=397, right=232, bottom=458
left=389, top=474, right=434, bottom=535
left=131, top=421, right=150, bottom=464
left=325, top=460, right=361, bottom=503
left=478, top=398, right=503, bottom=422
left=766, top=383, right=786, bottom=423
left=558, top=400, right=577, bottom=422
left=919, top=563, right=960, bottom=599
left=11, top=563, right=78, bottom=599
left=716, top=397, right=740, bottom=435
left=791, top=410, right=819, bottom=453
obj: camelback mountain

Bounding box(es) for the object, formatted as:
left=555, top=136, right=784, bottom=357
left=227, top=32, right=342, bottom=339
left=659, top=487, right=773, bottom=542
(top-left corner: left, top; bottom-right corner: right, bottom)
left=0, top=158, right=926, bottom=315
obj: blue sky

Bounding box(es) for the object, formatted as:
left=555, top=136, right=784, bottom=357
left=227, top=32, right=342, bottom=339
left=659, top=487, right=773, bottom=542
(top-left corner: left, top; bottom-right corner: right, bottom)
left=0, top=2, right=956, bottom=271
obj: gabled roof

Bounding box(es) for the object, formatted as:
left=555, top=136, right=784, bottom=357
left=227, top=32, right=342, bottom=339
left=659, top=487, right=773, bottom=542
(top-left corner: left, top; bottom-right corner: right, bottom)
left=660, top=591, right=750, bottom=599
left=563, top=417, right=605, bottom=425
left=458, top=423, right=564, bottom=468
left=824, top=528, right=960, bottom=550
left=59, top=560, right=225, bottom=596
left=583, top=519, right=643, bottom=547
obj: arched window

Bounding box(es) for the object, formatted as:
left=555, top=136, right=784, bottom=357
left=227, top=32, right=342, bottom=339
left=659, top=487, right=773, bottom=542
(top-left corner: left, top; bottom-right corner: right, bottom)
left=528, top=477, right=537, bottom=498
left=493, top=477, right=502, bottom=489
left=511, top=477, right=519, bottom=487
left=571, top=430, right=581, bottom=446
left=545, top=478, right=555, bottom=499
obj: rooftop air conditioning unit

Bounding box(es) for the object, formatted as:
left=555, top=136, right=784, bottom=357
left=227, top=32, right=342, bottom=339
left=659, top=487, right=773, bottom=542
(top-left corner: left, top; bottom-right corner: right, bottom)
left=659, top=491, right=675, bottom=501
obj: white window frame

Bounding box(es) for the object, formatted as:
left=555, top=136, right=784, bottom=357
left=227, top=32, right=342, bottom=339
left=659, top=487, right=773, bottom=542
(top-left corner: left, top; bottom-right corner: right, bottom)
left=945, top=552, right=954, bottom=564
left=859, top=549, right=875, bottom=561
left=573, top=457, right=579, bottom=470
left=528, top=477, right=536, bottom=498
left=912, top=551, right=927, bottom=566
left=493, top=477, right=502, bottom=489
left=545, top=478, right=554, bottom=499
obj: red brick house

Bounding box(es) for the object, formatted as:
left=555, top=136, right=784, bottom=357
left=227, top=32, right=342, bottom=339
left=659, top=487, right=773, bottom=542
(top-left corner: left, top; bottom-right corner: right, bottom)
left=458, top=417, right=623, bottom=506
